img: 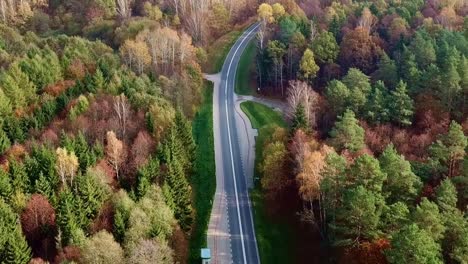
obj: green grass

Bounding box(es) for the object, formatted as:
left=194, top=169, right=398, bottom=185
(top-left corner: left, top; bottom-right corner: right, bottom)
left=204, top=30, right=242, bottom=74
left=240, top=101, right=294, bottom=264
left=189, top=82, right=216, bottom=263
left=235, top=41, right=257, bottom=95
left=240, top=101, right=286, bottom=129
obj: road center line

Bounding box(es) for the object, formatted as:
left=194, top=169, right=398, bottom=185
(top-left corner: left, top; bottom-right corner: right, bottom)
left=224, top=24, right=259, bottom=264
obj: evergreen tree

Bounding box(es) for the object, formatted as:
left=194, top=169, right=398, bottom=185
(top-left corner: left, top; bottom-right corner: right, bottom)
left=0, top=72, right=26, bottom=110
left=379, top=144, right=422, bottom=203
left=291, top=104, right=309, bottom=133
left=8, top=160, right=29, bottom=193
left=325, top=80, right=349, bottom=116
left=435, top=179, right=458, bottom=212
left=0, top=90, right=12, bottom=123
left=342, top=68, right=371, bottom=114
left=373, top=53, right=398, bottom=88
left=441, top=209, right=468, bottom=263
left=0, top=169, right=12, bottom=201
left=389, top=80, right=414, bottom=126
left=333, top=186, right=384, bottom=246
left=75, top=172, right=108, bottom=221
left=329, top=110, right=365, bottom=152
left=429, top=121, right=467, bottom=178
left=347, top=154, right=387, bottom=193
left=410, top=32, right=436, bottom=69
left=386, top=224, right=443, bottom=264
left=412, top=198, right=446, bottom=242
left=364, top=81, right=390, bottom=124
left=400, top=47, right=421, bottom=94
left=440, top=55, right=461, bottom=113
left=34, top=173, right=56, bottom=205
left=0, top=129, right=11, bottom=155
left=381, top=202, right=409, bottom=234
left=0, top=200, right=31, bottom=263
left=56, top=189, right=81, bottom=246
left=174, top=111, right=196, bottom=171
left=164, top=157, right=192, bottom=231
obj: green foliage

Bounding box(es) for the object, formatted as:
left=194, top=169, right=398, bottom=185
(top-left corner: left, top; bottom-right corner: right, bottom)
left=435, top=179, right=458, bottom=212
left=0, top=129, right=11, bottom=155
left=0, top=170, right=12, bottom=201
left=347, top=154, right=387, bottom=193
left=381, top=202, right=409, bottom=235
left=19, top=47, right=62, bottom=91
left=388, top=80, right=414, bottom=126
left=386, top=224, right=443, bottom=264
left=291, top=104, right=309, bottom=133
left=8, top=160, right=29, bottom=194
left=329, top=110, right=365, bottom=152
left=112, top=190, right=135, bottom=243
left=75, top=171, right=110, bottom=221
left=412, top=198, right=446, bottom=242
left=429, top=121, right=467, bottom=178
left=373, top=53, right=398, bottom=89
left=333, top=186, right=384, bottom=246
left=0, top=200, right=31, bottom=264
left=325, top=80, right=349, bottom=116
left=363, top=81, right=390, bottom=124
left=69, top=95, right=90, bottom=121
left=80, top=231, right=124, bottom=264
left=174, top=111, right=196, bottom=172
left=342, top=68, right=371, bottom=114
left=135, top=158, right=160, bottom=200
left=311, top=31, right=339, bottom=64
left=379, top=144, right=421, bottom=203
left=299, top=48, right=320, bottom=81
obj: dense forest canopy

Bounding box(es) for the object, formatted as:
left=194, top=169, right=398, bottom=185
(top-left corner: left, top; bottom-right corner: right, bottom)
left=0, top=0, right=466, bottom=263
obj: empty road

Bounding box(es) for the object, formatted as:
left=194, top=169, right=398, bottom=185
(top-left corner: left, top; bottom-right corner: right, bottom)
left=207, top=24, right=261, bottom=264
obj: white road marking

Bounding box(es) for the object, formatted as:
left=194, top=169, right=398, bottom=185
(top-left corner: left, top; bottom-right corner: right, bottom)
left=224, top=24, right=260, bottom=264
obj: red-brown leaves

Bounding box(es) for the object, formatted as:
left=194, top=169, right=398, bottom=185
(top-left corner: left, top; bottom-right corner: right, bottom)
left=20, top=194, right=57, bottom=261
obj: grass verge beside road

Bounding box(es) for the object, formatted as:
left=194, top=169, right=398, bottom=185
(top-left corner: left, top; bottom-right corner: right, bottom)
left=235, top=41, right=257, bottom=95
left=204, top=31, right=242, bottom=74
left=240, top=101, right=294, bottom=264
left=189, top=82, right=216, bottom=263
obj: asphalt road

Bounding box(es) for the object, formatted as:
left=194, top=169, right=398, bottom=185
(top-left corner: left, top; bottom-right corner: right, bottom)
left=217, top=23, right=261, bottom=264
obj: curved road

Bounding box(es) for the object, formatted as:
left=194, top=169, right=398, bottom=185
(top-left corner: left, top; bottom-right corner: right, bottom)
left=208, top=24, right=260, bottom=264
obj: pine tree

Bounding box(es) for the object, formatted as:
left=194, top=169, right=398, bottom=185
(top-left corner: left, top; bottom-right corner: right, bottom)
left=347, top=154, right=387, bottom=193
left=386, top=224, right=443, bottom=264
left=291, top=104, right=309, bottom=133
left=441, top=56, right=461, bottom=113
left=0, top=200, right=31, bottom=263
left=374, top=53, right=398, bottom=88
left=325, top=80, right=350, bottom=116
left=0, top=169, right=12, bottom=201
left=435, top=179, right=458, bottom=212
left=0, top=72, right=26, bottom=110
left=0, top=89, right=12, bottom=122
left=8, top=160, right=29, bottom=194
left=401, top=47, right=421, bottom=94
left=174, top=111, right=196, bottom=171
left=165, top=157, right=192, bottom=231
left=364, top=81, right=390, bottom=124
left=56, top=190, right=80, bottom=246
left=329, top=110, right=365, bottom=152
left=389, top=80, right=414, bottom=126
left=342, top=68, right=371, bottom=114
left=381, top=202, right=409, bottom=234
left=379, top=144, right=422, bottom=204
left=333, top=186, right=384, bottom=246
left=34, top=173, right=56, bottom=205
left=412, top=198, right=446, bottom=242
left=3, top=226, right=32, bottom=264
left=429, top=121, right=467, bottom=178
left=0, top=128, right=11, bottom=155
